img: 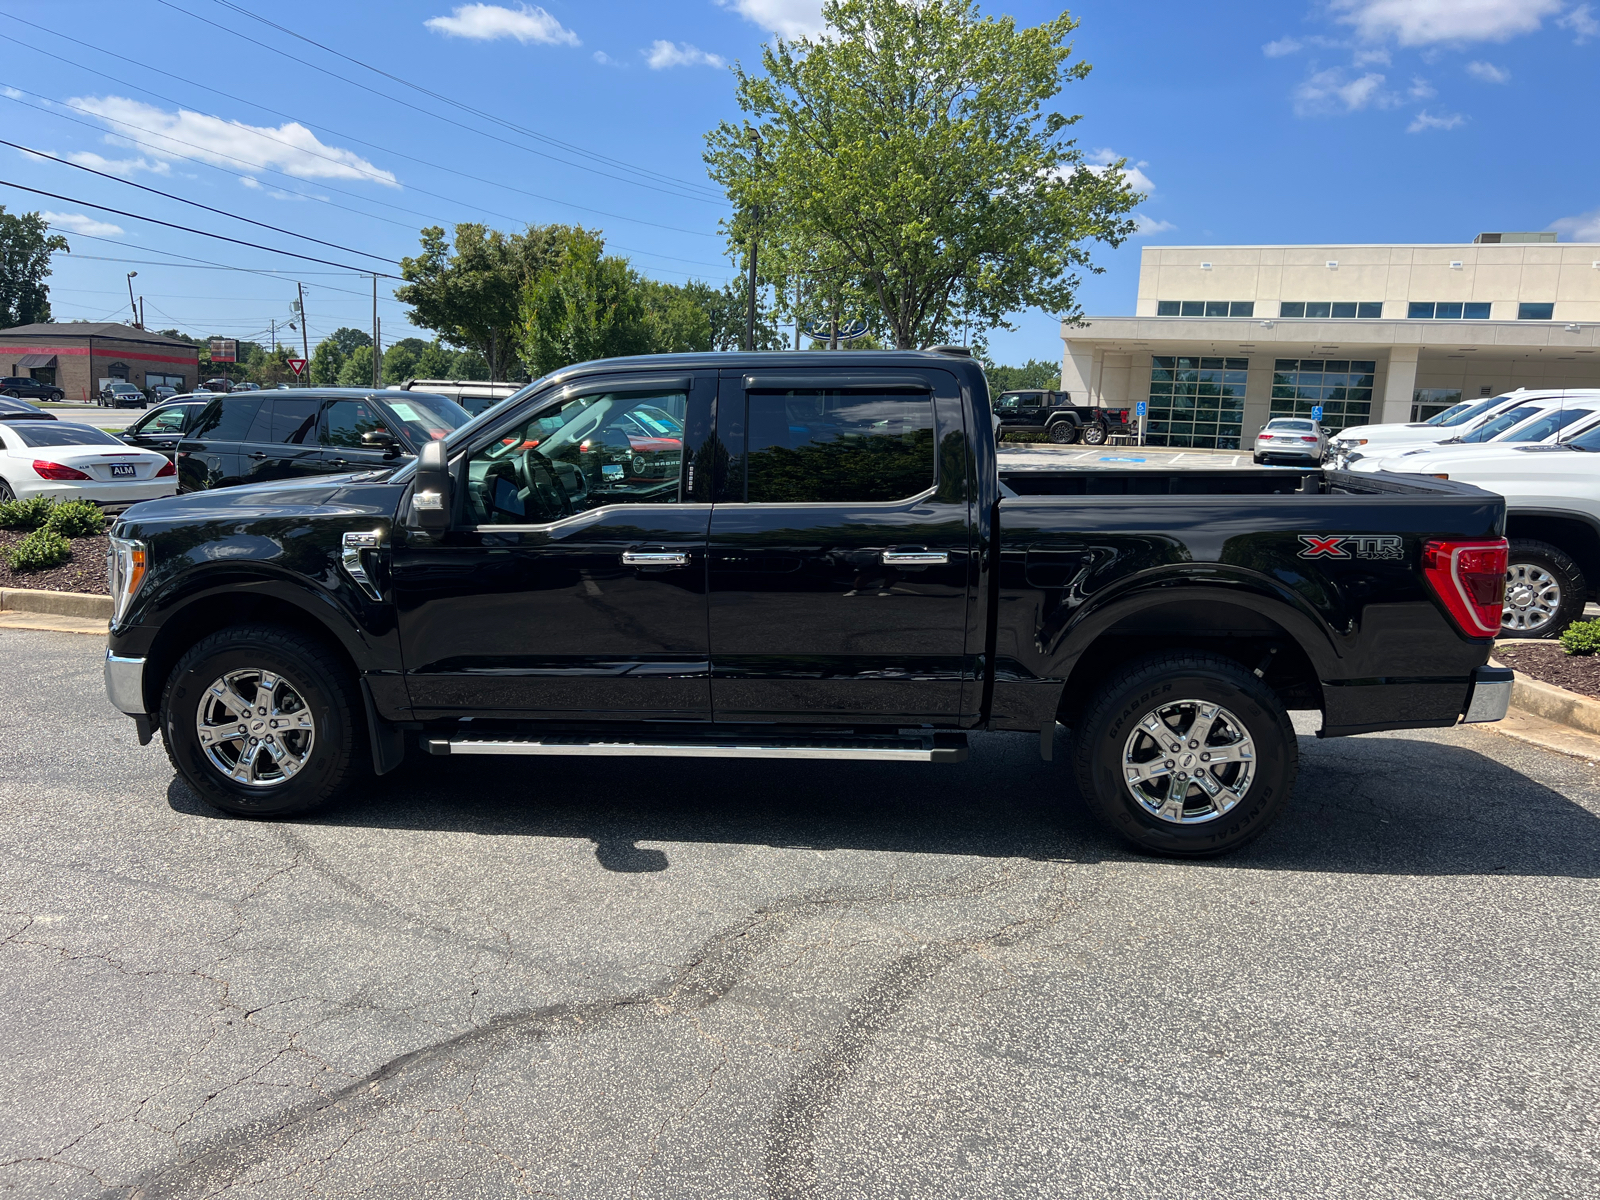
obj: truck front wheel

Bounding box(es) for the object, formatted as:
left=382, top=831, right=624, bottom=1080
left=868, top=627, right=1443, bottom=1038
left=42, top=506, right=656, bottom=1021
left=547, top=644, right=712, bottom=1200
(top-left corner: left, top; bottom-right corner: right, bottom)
left=1047, top=421, right=1078, bottom=444
left=1071, top=653, right=1299, bottom=857
left=160, top=625, right=364, bottom=817
left=1502, top=539, right=1586, bottom=638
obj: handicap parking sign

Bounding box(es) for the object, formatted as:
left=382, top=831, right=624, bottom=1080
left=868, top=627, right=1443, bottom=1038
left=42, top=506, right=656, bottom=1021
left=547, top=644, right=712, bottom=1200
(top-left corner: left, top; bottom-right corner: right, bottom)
left=1311, top=405, right=1324, bottom=420
left=1135, top=401, right=1148, bottom=416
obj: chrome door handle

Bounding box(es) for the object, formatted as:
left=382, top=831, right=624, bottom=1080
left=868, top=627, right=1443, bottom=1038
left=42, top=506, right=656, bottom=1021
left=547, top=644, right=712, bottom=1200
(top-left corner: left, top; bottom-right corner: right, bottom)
left=622, top=550, right=690, bottom=567
left=882, top=549, right=948, bottom=566
left=340, top=530, right=384, bottom=601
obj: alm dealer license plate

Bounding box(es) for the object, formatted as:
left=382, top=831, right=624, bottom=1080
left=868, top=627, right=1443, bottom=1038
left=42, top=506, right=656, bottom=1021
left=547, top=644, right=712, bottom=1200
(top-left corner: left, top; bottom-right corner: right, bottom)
left=110, top=463, right=137, bottom=478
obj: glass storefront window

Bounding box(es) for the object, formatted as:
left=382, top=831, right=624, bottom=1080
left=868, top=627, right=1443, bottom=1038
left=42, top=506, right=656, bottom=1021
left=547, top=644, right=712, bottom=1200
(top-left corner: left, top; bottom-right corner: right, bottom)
left=1411, top=388, right=1463, bottom=422
left=1142, top=356, right=1249, bottom=449
left=1268, top=359, right=1376, bottom=432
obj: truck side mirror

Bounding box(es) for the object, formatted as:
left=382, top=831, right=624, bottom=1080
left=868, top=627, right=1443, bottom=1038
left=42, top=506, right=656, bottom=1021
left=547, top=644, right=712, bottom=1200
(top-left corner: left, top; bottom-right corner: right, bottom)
left=361, top=428, right=401, bottom=458
left=412, top=439, right=451, bottom=530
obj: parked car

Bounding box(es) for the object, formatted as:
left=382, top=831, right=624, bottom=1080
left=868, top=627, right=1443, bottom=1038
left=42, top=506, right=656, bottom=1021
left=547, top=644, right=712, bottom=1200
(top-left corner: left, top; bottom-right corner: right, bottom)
left=200, top=378, right=233, bottom=393
left=0, top=396, right=56, bottom=421
left=1331, top=390, right=1538, bottom=467
left=0, top=376, right=65, bottom=403
left=1367, top=422, right=1600, bottom=637
left=0, top=419, right=175, bottom=506
left=231, top=382, right=262, bottom=392
left=1350, top=394, right=1600, bottom=474
left=98, top=382, right=147, bottom=409
left=150, top=385, right=179, bottom=402
left=175, top=388, right=470, bottom=492
left=1252, top=417, right=1329, bottom=465
left=398, top=378, right=522, bottom=417
left=117, top=399, right=211, bottom=461
left=991, top=389, right=1129, bottom=445
left=106, top=349, right=1512, bottom=859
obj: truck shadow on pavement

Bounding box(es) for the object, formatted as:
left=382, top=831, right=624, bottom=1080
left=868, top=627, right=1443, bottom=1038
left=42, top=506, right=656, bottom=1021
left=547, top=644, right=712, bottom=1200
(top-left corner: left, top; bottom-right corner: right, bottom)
left=165, top=728, right=1600, bottom=878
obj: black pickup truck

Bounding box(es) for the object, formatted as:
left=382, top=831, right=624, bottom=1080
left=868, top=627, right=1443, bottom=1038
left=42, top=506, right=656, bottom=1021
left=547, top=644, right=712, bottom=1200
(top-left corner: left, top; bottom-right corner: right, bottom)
left=103, top=350, right=1513, bottom=856
left=992, top=388, right=1130, bottom=444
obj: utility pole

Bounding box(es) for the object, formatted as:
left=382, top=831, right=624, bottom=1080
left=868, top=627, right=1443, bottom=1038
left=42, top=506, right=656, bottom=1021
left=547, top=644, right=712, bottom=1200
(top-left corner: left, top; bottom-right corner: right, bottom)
left=371, top=274, right=379, bottom=388
left=296, top=283, right=309, bottom=363
left=744, top=213, right=759, bottom=352
left=269, top=318, right=277, bottom=356
left=125, top=271, right=138, bottom=326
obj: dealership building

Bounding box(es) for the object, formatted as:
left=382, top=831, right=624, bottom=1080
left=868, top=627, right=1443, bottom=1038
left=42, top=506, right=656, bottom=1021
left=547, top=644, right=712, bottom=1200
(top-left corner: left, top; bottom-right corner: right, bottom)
left=1061, top=232, right=1600, bottom=449
left=0, top=322, right=199, bottom=401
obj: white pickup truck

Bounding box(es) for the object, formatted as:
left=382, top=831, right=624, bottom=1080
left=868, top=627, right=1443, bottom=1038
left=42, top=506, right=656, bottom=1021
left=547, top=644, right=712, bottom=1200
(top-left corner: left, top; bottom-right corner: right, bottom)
left=1333, top=389, right=1542, bottom=468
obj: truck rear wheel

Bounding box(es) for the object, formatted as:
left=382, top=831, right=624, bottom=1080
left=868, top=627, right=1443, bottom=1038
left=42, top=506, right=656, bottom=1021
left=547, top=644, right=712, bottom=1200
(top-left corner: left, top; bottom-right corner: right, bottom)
left=1047, top=421, right=1078, bottom=444
left=1080, top=423, right=1108, bottom=446
left=1502, top=539, right=1586, bottom=638
left=161, top=624, right=364, bottom=817
left=1071, top=652, right=1298, bottom=857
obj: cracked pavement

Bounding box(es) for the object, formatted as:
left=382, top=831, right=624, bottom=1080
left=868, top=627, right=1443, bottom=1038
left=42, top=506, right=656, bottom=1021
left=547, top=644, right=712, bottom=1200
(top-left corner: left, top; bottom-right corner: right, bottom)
left=1, top=628, right=1597, bottom=1197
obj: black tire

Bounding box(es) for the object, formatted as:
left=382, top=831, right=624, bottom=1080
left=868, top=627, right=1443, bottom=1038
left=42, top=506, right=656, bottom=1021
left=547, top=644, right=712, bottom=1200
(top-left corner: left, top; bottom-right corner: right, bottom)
left=0, top=477, right=14, bottom=502
left=2, top=389, right=16, bottom=398
left=1047, top=420, right=1078, bottom=445
left=1252, top=453, right=1265, bottom=465
left=161, top=624, right=366, bottom=817
left=1502, top=538, right=1587, bottom=638
left=1080, top=422, right=1108, bottom=446
left=1071, top=652, right=1298, bottom=857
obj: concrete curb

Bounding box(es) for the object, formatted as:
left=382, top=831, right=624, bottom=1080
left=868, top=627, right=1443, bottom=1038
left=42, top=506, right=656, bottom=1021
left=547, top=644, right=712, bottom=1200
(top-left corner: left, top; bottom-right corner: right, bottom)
left=1508, top=671, right=1600, bottom=737
left=0, top=587, right=112, bottom=619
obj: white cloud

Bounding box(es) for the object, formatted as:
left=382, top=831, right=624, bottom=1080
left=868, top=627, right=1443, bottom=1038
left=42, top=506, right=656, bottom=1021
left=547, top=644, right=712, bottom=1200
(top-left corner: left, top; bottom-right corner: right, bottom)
left=68, top=95, right=398, bottom=187
left=1466, top=59, right=1511, bottom=82
left=240, top=176, right=262, bottom=189
left=41, top=211, right=123, bottom=237
left=1352, top=46, right=1392, bottom=66
left=423, top=4, right=578, bottom=45
left=1, top=86, right=22, bottom=100
left=1408, top=109, right=1467, bottom=132
left=717, top=0, right=827, bottom=40
left=1550, top=207, right=1600, bottom=240
left=65, top=150, right=170, bottom=177
left=1262, top=37, right=1302, bottom=57
left=1409, top=76, right=1437, bottom=98
left=1332, top=0, right=1562, bottom=46
left=1294, top=69, right=1395, bottom=114
left=1132, top=214, right=1177, bottom=236
left=593, top=50, right=622, bottom=66
left=1558, top=4, right=1599, bottom=41
left=645, top=41, right=725, bottom=69
left=1086, top=149, right=1154, bottom=195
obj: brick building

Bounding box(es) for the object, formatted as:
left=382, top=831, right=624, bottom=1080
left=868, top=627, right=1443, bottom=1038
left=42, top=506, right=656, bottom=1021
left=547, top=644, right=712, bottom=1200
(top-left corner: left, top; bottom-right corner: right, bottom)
left=0, top=322, right=199, bottom=401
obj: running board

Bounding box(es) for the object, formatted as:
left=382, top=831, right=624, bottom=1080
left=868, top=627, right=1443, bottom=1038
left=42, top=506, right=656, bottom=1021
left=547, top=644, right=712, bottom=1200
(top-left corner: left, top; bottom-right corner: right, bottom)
left=426, top=730, right=968, bottom=763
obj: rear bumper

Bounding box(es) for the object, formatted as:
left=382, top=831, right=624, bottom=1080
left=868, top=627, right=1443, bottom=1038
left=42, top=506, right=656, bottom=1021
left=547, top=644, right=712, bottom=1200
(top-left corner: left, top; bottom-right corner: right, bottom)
left=1462, top=665, right=1514, bottom=724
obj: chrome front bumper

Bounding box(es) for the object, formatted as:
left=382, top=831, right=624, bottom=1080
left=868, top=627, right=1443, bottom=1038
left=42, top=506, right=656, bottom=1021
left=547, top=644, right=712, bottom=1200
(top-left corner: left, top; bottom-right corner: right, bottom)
left=105, top=650, right=147, bottom=715
left=1463, top=665, right=1514, bottom=723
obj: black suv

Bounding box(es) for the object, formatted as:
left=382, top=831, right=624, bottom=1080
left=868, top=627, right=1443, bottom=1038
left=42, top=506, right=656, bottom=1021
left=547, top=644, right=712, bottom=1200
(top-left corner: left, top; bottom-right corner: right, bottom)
left=176, top=388, right=472, bottom=491
left=0, top=376, right=65, bottom=403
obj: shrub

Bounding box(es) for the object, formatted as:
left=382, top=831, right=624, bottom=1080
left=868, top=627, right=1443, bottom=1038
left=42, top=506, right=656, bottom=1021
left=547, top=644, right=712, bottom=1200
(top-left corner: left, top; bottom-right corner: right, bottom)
left=1559, top=618, right=1600, bottom=657
left=45, top=499, right=107, bottom=538
left=0, top=495, right=55, bottom=531
left=5, top=527, right=72, bottom=572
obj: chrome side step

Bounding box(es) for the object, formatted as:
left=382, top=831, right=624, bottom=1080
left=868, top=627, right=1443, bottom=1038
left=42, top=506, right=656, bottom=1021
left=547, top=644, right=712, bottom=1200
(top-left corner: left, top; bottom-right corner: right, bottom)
left=426, top=731, right=968, bottom=763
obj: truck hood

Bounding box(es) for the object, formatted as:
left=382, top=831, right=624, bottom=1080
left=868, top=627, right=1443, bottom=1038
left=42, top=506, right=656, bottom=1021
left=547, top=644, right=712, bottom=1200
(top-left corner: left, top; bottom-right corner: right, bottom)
left=117, top=470, right=393, bottom=523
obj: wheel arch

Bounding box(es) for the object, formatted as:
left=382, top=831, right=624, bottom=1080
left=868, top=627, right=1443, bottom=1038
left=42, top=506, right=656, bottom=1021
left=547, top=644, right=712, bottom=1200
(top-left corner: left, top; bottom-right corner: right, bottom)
left=1505, top=509, right=1600, bottom=597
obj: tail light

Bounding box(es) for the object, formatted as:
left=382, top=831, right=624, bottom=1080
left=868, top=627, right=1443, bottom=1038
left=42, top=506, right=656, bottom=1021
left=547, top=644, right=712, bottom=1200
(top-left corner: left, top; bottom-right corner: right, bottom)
left=33, top=460, right=91, bottom=480
left=1422, top=539, right=1508, bottom=637
left=155, top=460, right=176, bottom=477
left=1299, top=436, right=1318, bottom=442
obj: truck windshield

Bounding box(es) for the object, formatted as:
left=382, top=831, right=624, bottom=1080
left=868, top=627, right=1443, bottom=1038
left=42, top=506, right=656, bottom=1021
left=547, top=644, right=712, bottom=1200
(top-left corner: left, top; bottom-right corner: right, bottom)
left=377, top=393, right=470, bottom=444
left=1567, top=424, right=1600, bottom=452
left=1507, top=406, right=1599, bottom=443
left=1453, top=405, right=1540, bottom=443
left=1428, top=396, right=1507, bottom=427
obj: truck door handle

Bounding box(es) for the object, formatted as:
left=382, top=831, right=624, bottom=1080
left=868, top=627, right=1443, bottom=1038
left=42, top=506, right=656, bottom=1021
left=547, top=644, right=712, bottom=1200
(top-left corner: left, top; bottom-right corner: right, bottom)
left=621, top=550, right=690, bottom=567
left=247, top=452, right=268, bottom=459
left=882, top=548, right=948, bottom=565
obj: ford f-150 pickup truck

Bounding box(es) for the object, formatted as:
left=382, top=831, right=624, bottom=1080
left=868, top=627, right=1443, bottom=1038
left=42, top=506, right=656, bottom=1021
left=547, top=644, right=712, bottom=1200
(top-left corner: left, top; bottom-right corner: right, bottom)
left=103, top=349, right=1514, bottom=857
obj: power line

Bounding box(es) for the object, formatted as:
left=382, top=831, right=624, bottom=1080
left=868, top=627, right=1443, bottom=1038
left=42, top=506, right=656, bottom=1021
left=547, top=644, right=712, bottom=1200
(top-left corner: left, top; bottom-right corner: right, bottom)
left=153, top=0, right=724, bottom=206
left=0, top=178, right=402, bottom=275
left=0, top=82, right=730, bottom=270
left=1, top=138, right=398, bottom=265
left=0, top=17, right=725, bottom=238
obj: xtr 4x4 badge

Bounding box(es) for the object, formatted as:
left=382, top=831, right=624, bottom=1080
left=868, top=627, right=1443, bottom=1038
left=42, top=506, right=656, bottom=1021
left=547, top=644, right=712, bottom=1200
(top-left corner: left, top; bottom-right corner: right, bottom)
left=1298, top=534, right=1404, bottom=560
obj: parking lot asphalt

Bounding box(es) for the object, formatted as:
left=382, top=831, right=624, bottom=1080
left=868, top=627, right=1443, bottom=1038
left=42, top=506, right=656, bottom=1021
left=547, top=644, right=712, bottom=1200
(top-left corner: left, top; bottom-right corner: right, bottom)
left=2, top=629, right=1597, bottom=1198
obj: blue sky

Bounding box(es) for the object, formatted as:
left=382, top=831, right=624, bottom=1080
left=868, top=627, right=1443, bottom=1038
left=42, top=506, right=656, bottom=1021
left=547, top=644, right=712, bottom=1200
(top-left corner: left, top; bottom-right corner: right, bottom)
left=2, top=0, right=1596, bottom=367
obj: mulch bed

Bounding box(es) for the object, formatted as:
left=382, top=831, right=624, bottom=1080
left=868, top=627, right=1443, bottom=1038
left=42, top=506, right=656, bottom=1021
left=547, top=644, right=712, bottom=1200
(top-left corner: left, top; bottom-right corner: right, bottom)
left=0, top=529, right=111, bottom=595
left=1495, top=641, right=1600, bottom=701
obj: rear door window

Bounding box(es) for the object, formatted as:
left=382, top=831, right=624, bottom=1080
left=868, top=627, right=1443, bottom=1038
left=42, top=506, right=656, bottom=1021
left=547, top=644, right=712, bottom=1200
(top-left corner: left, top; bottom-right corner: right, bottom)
left=248, top=398, right=321, bottom=444
left=187, top=396, right=264, bottom=442
left=738, top=387, right=936, bottom=503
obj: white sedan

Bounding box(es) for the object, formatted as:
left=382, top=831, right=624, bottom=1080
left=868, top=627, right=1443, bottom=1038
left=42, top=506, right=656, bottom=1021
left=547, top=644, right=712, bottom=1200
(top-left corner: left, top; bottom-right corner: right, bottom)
left=0, top=419, right=177, bottom=506
left=1253, top=417, right=1328, bottom=465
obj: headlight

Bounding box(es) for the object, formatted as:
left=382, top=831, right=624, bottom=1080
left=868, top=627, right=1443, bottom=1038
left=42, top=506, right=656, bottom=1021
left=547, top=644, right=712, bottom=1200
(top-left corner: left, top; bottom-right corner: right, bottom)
left=107, top=535, right=148, bottom=625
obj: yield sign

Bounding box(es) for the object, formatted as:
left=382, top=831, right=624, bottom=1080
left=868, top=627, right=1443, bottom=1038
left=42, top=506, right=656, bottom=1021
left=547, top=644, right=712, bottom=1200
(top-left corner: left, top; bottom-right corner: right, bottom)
left=287, top=358, right=308, bottom=377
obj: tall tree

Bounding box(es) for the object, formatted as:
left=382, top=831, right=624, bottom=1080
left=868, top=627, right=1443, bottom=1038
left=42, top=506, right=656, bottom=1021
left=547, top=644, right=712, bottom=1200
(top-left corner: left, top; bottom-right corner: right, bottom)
left=0, top=206, right=68, bottom=328
left=704, top=0, right=1139, bottom=350
left=398, top=223, right=570, bottom=381
left=336, top=346, right=375, bottom=388
left=517, top=229, right=656, bottom=377
left=328, top=327, right=373, bottom=357
left=308, top=337, right=345, bottom=385
left=986, top=359, right=1062, bottom=392
left=382, top=342, right=420, bottom=386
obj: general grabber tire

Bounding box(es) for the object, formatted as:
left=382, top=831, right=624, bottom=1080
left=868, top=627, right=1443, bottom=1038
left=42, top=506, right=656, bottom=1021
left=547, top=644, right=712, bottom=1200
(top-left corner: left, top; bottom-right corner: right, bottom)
left=1047, top=420, right=1078, bottom=444
left=1502, top=538, right=1587, bottom=639
left=161, top=624, right=366, bottom=817
left=1071, top=652, right=1299, bottom=858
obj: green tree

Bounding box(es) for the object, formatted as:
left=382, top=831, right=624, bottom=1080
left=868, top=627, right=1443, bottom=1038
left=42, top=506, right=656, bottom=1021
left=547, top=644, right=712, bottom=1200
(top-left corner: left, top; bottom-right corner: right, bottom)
left=517, top=228, right=655, bottom=377
left=704, top=0, right=1139, bottom=350
left=0, top=206, right=68, bottom=329
left=308, top=337, right=345, bottom=385
left=413, top=339, right=455, bottom=378
left=398, top=223, right=570, bottom=381
left=327, top=327, right=371, bottom=357
left=986, top=359, right=1061, bottom=392
left=337, top=345, right=375, bottom=388
left=382, top=342, right=419, bottom=386
left=638, top=279, right=714, bottom=353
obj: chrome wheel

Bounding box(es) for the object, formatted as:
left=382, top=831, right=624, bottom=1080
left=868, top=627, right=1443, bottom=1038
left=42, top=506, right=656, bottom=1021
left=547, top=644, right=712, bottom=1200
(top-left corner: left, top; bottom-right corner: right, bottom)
left=1502, top=563, right=1561, bottom=633
left=195, top=668, right=316, bottom=787
left=1081, top=424, right=1108, bottom=445
left=1121, top=699, right=1256, bottom=824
